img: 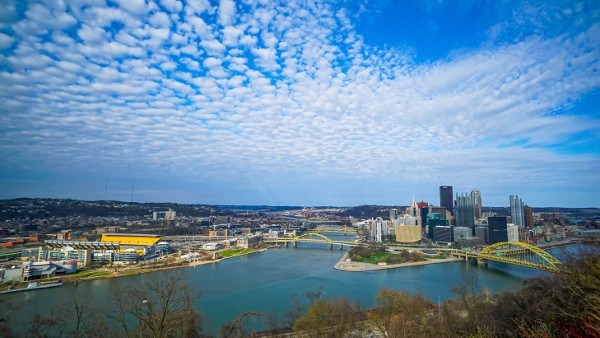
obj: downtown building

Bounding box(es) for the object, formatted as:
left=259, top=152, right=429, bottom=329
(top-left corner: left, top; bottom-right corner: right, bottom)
left=454, top=193, right=475, bottom=230
left=395, top=212, right=421, bottom=244
left=488, top=216, right=508, bottom=244
left=426, top=212, right=449, bottom=240
left=369, top=217, right=389, bottom=242
left=439, top=186, right=454, bottom=214
left=510, top=195, right=525, bottom=227
left=471, top=189, right=483, bottom=220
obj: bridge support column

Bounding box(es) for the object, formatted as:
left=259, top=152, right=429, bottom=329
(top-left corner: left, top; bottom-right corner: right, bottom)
left=340, top=244, right=343, bottom=250
left=293, top=241, right=297, bottom=248
left=285, top=242, right=289, bottom=248
left=329, top=243, right=333, bottom=250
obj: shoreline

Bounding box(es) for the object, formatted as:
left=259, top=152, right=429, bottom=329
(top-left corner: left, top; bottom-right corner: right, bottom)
left=1, top=246, right=274, bottom=290
left=333, top=252, right=463, bottom=272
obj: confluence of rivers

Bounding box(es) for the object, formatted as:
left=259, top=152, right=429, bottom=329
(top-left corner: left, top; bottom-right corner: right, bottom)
left=4, top=239, right=570, bottom=335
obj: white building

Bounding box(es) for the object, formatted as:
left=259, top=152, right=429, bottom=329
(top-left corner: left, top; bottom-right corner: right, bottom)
left=369, top=217, right=389, bottom=242
left=507, top=224, right=520, bottom=242
left=165, top=209, right=176, bottom=221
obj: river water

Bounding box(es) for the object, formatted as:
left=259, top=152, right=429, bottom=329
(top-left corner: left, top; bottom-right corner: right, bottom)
left=3, top=239, right=570, bottom=336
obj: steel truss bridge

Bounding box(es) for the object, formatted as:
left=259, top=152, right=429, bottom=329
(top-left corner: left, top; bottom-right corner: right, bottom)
left=265, top=233, right=359, bottom=249
left=309, top=225, right=358, bottom=235
left=476, top=241, right=561, bottom=272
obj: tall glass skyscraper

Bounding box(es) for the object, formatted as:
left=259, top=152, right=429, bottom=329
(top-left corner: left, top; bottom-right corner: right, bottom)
left=439, top=186, right=453, bottom=214
left=455, top=192, right=475, bottom=229
left=509, top=195, right=525, bottom=226
left=471, top=189, right=482, bottom=220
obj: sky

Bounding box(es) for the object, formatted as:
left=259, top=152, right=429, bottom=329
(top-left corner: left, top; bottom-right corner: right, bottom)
left=0, top=0, right=599, bottom=207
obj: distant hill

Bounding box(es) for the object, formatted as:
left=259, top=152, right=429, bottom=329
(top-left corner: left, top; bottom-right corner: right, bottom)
left=0, top=198, right=598, bottom=221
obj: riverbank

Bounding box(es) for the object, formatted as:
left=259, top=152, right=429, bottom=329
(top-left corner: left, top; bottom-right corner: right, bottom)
left=0, top=246, right=273, bottom=291
left=334, top=252, right=463, bottom=272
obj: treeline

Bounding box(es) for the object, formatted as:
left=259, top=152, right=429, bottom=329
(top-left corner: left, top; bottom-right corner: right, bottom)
left=293, top=245, right=600, bottom=337
left=1, top=245, right=598, bottom=337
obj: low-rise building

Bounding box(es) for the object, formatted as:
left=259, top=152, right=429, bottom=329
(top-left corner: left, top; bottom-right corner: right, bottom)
left=433, top=226, right=453, bottom=243
left=238, top=234, right=262, bottom=248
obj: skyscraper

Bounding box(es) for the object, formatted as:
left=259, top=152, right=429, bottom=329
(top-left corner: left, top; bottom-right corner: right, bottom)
left=509, top=195, right=525, bottom=227
left=440, top=186, right=453, bottom=214
left=471, top=189, right=482, bottom=220
left=524, top=205, right=534, bottom=228
left=406, top=200, right=418, bottom=225
left=369, top=217, right=389, bottom=242
left=417, top=201, right=429, bottom=229
left=389, top=208, right=399, bottom=222
left=488, top=216, right=508, bottom=244
left=454, top=193, right=475, bottom=229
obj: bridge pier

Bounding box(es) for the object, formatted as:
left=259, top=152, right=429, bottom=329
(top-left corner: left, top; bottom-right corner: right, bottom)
left=339, top=244, right=343, bottom=250
left=329, top=243, right=333, bottom=250
left=285, top=242, right=289, bottom=248
left=293, top=241, right=297, bottom=248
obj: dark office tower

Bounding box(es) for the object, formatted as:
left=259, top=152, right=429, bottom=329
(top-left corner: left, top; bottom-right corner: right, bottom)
left=440, top=186, right=453, bottom=214
left=471, top=189, right=482, bottom=220
left=417, top=201, right=429, bottom=230
left=455, top=193, right=475, bottom=229
left=524, top=205, right=534, bottom=228
left=488, top=216, right=508, bottom=244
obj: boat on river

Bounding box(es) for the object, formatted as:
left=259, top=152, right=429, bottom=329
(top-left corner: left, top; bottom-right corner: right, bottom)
left=0, top=281, right=63, bottom=295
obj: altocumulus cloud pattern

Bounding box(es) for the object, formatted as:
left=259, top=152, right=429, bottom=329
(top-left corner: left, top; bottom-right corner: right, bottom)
left=0, top=0, right=599, bottom=206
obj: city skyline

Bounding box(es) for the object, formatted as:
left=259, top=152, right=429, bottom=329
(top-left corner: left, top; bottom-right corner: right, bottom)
left=0, top=1, right=599, bottom=207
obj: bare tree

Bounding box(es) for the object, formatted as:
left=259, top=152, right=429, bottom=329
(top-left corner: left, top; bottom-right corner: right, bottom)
left=284, top=287, right=323, bottom=328
left=28, top=309, right=66, bottom=338
left=367, top=288, right=431, bottom=338
left=110, top=270, right=202, bottom=337
left=292, top=297, right=363, bottom=338
left=218, top=311, right=277, bottom=338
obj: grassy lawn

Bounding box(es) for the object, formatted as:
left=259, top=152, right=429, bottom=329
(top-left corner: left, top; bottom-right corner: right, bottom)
left=67, top=269, right=113, bottom=279
left=353, top=252, right=397, bottom=264
left=220, top=248, right=253, bottom=258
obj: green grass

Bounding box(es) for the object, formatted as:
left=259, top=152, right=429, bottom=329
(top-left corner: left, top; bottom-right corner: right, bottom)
left=353, top=252, right=397, bottom=264
left=220, top=248, right=253, bottom=258
left=67, top=269, right=112, bottom=279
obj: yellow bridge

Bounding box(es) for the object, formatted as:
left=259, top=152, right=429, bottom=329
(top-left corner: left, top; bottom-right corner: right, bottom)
left=309, top=225, right=358, bottom=235
left=265, top=233, right=359, bottom=250
left=476, top=241, right=561, bottom=273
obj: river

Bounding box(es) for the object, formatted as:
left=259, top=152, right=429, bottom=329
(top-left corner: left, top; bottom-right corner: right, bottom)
left=2, top=239, right=574, bottom=336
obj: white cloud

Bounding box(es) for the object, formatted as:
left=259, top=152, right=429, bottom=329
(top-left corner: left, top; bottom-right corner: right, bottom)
left=222, top=26, right=242, bottom=46
left=114, top=0, right=147, bottom=16
left=251, top=47, right=280, bottom=71
left=203, top=57, right=222, bottom=68
left=0, top=0, right=598, bottom=205
left=77, top=24, right=105, bottom=45
left=0, top=33, right=13, bottom=49
left=160, top=0, right=183, bottom=13
left=149, top=11, right=171, bottom=28
left=218, top=0, right=236, bottom=26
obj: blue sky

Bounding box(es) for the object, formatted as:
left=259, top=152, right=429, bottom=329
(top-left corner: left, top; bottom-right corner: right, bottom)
left=0, top=0, right=599, bottom=207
